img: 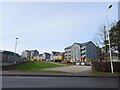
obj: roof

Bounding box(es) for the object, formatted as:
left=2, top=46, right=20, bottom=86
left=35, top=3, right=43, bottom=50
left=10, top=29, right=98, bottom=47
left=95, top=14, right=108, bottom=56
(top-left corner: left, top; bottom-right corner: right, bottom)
left=57, top=52, right=64, bottom=56
left=52, top=51, right=60, bottom=53
left=43, top=52, right=50, bottom=55
left=64, top=46, right=72, bottom=49
left=54, top=52, right=64, bottom=56
left=39, top=54, right=43, bottom=56
left=0, top=50, right=19, bottom=56
left=74, top=42, right=82, bottom=46
left=24, top=50, right=39, bottom=53
left=51, top=51, right=60, bottom=55
left=81, top=41, right=92, bottom=46
left=64, top=41, right=95, bottom=50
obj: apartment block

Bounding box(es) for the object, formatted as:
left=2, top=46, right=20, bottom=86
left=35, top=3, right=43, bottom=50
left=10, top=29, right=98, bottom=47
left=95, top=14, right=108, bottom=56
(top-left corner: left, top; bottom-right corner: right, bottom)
left=64, top=41, right=99, bottom=63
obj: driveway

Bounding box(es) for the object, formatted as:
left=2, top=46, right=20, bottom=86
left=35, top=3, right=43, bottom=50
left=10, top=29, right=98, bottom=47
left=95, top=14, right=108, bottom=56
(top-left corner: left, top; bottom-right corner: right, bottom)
left=43, top=65, right=91, bottom=74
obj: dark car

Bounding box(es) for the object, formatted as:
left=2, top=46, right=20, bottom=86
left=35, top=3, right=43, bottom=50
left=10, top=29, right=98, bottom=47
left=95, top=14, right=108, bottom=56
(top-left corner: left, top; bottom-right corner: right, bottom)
left=54, top=59, right=62, bottom=62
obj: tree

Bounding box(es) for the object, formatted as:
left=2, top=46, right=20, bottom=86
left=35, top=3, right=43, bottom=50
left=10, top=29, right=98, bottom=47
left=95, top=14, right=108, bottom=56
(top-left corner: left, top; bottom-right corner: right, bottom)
left=93, top=25, right=109, bottom=60
left=109, top=20, right=120, bottom=59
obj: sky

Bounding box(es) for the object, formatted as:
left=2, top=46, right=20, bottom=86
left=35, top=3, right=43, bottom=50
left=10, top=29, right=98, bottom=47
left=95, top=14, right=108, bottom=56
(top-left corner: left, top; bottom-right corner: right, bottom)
left=1, top=1, right=118, bottom=55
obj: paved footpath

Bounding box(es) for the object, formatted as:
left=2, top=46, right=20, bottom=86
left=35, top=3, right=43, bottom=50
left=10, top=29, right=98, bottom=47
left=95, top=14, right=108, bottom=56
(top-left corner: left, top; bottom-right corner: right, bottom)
left=43, top=65, right=91, bottom=73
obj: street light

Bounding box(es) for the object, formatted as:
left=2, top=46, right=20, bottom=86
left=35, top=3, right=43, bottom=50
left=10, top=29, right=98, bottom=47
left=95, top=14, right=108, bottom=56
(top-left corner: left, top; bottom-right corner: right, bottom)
left=15, top=38, right=18, bottom=53
left=106, top=5, right=113, bottom=73
left=14, top=38, right=18, bottom=64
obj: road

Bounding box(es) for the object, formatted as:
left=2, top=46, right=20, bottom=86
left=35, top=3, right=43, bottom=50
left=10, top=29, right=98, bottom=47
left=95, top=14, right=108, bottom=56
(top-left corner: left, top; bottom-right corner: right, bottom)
left=2, top=76, right=119, bottom=88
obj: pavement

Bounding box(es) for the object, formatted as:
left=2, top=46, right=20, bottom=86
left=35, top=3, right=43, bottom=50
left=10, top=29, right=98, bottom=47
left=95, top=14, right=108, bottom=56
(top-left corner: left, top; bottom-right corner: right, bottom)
left=43, top=65, right=91, bottom=73
left=1, top=65, right=119, bottom=78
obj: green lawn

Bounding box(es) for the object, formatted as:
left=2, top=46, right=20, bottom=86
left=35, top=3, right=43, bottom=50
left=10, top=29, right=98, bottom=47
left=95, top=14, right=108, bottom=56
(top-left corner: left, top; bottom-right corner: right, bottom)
left=14, top=61, right=66, bottom=70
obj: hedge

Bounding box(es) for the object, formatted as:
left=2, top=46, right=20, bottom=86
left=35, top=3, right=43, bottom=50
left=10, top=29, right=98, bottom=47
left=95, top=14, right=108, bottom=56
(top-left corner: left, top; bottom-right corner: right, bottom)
left=91, top=60, right=120, bottom=72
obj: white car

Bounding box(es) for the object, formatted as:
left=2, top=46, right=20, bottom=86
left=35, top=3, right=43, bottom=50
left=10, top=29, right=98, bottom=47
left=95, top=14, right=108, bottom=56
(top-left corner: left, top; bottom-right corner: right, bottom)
left=76, top=61, right=80, bottom=65
left=81, top=62, right=85, bottom=65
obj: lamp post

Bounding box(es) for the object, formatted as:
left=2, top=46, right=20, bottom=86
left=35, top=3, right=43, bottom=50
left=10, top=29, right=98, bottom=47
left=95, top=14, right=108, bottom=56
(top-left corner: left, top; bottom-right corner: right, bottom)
left=15, top=38, right=18, bottom=54
left=14, top=38, right=18, bottom=64
left=106, top=5, right=113, bottom=73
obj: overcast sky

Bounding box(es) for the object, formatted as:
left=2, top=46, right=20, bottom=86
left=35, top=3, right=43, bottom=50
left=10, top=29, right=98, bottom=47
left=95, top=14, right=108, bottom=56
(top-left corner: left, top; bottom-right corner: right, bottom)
left=1, top=2, right=118, bottom=55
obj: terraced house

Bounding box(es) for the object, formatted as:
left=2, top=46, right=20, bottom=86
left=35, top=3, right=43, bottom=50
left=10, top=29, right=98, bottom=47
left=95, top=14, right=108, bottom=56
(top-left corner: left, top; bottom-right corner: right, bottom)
left=64, top=41, right=99, bottom=63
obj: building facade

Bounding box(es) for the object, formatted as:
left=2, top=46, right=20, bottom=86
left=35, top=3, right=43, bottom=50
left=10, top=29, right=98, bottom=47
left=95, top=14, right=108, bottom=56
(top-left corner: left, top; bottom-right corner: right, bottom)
left=50, top=51, right=60, bottom=61
left=22, top=50, right=39, bottom=60
left=64, top=46, right=71, bottom=61
left=64, top=41, right=99, bottom=63
left=33, top=54, right=43, bottom=61
left=52, top=52, right=64, bottom=61
left=42, top=53, right=51, bottom=61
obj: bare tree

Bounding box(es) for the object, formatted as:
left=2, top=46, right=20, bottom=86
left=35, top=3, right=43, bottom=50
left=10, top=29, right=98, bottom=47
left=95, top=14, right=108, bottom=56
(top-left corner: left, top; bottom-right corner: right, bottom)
left=93, top=25, right=108, bottom=60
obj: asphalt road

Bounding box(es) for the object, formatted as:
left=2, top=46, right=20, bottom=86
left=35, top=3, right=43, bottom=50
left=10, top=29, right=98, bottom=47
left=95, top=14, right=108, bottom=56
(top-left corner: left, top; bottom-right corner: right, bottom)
left=2, top=76, right=119, bottom=88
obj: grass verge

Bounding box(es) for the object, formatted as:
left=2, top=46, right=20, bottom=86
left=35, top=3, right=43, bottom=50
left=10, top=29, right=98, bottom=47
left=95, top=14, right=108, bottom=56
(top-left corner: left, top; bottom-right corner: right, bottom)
left=11, top=61, right=69, bottom=73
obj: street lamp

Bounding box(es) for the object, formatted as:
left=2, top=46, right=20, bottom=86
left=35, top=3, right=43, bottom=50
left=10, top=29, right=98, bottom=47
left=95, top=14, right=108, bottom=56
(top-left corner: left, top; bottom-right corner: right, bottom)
left=14, top=38, right=18, bottom=64
left=106, top=5, right=113, bottom=73
left=15, top=38, right=18, bottom=54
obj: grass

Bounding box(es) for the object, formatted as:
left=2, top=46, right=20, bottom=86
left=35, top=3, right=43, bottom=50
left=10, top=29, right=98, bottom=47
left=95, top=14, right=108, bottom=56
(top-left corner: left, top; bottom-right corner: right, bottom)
left=13, top=69, right=69, bottom=73
left=12, top=61, right=68, bottom=73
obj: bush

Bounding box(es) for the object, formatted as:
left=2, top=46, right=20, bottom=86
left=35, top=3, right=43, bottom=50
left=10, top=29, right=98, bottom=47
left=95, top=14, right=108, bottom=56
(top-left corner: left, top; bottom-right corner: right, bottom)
left=91, top=60, right=120, bottom=72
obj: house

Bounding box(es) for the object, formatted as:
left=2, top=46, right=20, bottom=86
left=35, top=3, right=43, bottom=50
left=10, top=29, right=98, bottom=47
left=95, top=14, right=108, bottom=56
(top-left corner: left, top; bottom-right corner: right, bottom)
left=50, top=51, right=60, bottom=61
left=42, top=53, right=51, bottom=61
left=50, top=51, right=64, bottom=62
left=33, top=54, right=43, bottom=61
left=54, top=52, right=64, bottom=61
left=64, top=41, right=99, bottom=63
left=22, top=50, right=39, bottom=60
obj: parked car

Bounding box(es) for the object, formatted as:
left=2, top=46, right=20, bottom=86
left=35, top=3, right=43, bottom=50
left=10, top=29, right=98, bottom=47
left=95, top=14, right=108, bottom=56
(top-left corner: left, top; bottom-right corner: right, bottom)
left=54, top=59, right=62, bottom=62
left=76, top=61, right=80, bottom=66
left=81, top=62, right=85, bottom=65
left=50, top=60, right=54, bottom=62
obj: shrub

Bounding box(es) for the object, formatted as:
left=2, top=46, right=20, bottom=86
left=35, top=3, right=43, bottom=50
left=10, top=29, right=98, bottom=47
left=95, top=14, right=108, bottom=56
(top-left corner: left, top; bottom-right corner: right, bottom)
left=91, top=60, right=120, bottom=72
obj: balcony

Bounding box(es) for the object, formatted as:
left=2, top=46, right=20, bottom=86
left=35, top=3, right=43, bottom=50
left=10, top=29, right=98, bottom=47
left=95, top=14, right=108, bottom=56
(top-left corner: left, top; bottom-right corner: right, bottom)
left=81, top=50, right=86, bottom=53
left=81, top=52, right=86, bottom=55
left=81, top=54, right=86, bottom=58
left=81, top=46, right=85, bottom=50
